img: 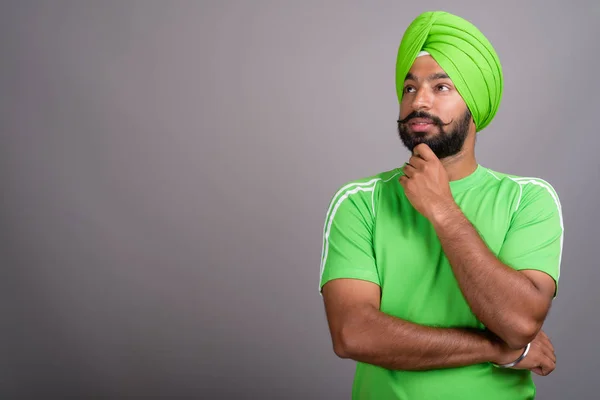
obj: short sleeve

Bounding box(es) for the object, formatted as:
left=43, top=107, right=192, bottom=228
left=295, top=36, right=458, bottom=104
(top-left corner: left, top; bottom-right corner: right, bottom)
left=497, top=180, right=564, bottom=295
left=319, top=183, right=380, bottom=293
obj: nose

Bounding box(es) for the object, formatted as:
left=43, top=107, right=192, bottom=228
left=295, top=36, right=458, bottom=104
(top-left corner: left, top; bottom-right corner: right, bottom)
left=412, top=87, right=434, bottom=111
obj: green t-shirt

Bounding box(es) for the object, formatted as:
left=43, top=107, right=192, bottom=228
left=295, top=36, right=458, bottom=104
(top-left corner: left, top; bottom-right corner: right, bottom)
left=318, top=164, right=563, bottom=400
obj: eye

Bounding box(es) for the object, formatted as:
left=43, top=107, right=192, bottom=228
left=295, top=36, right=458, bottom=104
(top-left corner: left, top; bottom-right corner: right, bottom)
left=436, top=84, right=450, bottom=92
left=404, top=86, right=416, bottom=94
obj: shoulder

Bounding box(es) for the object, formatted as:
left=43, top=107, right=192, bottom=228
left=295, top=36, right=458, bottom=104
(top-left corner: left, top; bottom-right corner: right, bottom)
left=326, top=168, right=401, bottom=204
left=484, top=167, right=562, bottom=213
left=323, top=168, right=401, bottom=219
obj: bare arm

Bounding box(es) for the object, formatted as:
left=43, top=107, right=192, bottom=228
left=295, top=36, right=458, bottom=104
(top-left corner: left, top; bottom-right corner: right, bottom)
left=429, top=205, right=555, bottom=349
left=400, top=144, right=556, bottom=349
left=322, top=278, right=513, bottom=370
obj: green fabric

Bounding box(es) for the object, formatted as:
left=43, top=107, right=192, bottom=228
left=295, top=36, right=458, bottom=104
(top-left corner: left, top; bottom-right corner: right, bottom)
left=395, top=11, right=503, bottom=132
left=319, top=165, right=563, bottom=399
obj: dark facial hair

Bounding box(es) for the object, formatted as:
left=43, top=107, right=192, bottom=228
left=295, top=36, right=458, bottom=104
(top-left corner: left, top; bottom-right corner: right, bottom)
left=397, top=109, right=472, bottom=159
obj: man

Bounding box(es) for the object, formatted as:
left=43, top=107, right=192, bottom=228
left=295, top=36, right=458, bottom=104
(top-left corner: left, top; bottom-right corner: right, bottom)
left=318, top=11, right=563, bottom=399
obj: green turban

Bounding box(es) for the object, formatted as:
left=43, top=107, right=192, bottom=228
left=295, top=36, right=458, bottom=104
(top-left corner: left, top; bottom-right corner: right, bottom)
left=395, top=11, right=503, bottom=132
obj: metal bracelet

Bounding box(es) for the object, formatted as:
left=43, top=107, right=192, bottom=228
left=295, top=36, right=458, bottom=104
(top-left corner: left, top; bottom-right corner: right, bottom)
left=492, top=342, right=531, bottom=368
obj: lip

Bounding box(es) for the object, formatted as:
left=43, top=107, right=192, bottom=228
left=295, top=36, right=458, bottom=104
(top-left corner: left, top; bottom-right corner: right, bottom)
left=409, top=117, right=434, bottom=124
left=409, top=119, right=435, bottom=133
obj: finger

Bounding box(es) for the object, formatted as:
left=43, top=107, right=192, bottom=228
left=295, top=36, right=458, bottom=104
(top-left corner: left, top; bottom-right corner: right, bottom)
left=541, top=364, right=555, bottom=376
left=531, top=367, right=544, bottom=376
left=408, top=155, right=427, bottom=170
left=545, top=344, right=556, bottom=363
left=536, top=332, right=552, bottom=351
left=542, top=344, right=556, bottom=364
left=413, top=143, right=436, bottom=161
left=528, top=343, right=554, bottom=370
left=541, top=340, right=556, bottom=362
left=402, top=163, right=417, bottom=178
left=539, top=354, right=556, bottom=376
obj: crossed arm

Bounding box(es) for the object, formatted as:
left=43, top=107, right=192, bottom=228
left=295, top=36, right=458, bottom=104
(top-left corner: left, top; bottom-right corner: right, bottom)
left=323, top=278, right=504, bottom=370
left=322, top=144, right=560, bottom=371
left=429, top=204, right=556, bottom=349
left=322, top=180, right=557, bottom=370
left=322, top=212, right=556, bottom=371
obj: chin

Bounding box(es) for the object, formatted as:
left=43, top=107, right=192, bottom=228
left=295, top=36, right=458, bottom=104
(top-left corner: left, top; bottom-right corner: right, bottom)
left=410, top=127, right=441, bottom=138
left=411, top=132, right=440, bottom=144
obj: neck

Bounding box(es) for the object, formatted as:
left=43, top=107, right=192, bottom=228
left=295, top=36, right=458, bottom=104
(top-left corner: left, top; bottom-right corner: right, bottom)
left=440, top=150, right=478, bottom=181
left=436, top=133, right=478, bottom=181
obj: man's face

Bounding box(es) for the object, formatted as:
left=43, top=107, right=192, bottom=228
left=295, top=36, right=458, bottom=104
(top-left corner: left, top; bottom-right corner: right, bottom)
left=397, top=55, right=473, bottom=159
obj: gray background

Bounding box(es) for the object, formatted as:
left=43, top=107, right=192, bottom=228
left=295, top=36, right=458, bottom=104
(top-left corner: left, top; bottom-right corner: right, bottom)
left=1, top=0, right=598, bottom=398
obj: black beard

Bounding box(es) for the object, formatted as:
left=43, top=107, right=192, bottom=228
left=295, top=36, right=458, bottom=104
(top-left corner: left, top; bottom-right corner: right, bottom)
left=397, top=109, right=472, bottom=159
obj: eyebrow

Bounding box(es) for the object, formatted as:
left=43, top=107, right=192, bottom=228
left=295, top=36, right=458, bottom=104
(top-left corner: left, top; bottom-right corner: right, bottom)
left=405, top=72, right=451, bottom=82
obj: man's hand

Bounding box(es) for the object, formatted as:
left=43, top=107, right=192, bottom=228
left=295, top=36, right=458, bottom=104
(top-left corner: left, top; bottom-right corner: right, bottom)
left=491, top=329, right=556, bottom=376
left=399, top=143, right=455, bottom=221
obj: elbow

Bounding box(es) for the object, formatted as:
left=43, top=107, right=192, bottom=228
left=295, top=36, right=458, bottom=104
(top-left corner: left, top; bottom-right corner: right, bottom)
left=503, top=319, right=542, bottom=350
left=333, top=339, right=351, bottom=359
left=329, top=305, right=376, bottom=359
left=332, top=325, right=359, bottom=359
left=332, top=311, right=372, bottom=359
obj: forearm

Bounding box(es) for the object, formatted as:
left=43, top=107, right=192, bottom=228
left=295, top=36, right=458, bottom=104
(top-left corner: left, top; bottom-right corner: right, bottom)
left=336, top=305, right=498, bottom=371
left=431, top=203, right=548, bottom=348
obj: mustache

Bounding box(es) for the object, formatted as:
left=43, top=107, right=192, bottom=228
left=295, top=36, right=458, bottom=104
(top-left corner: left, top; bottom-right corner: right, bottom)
left=397, top=111, right=452, bottom=127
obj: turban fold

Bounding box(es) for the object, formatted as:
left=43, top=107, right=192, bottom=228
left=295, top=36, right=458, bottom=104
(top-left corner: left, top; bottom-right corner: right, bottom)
left=395, top=11, right=503, bottom=132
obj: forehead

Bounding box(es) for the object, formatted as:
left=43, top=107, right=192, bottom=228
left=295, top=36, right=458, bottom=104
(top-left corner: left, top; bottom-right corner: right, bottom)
left=407, top=55, right=449, bottom=78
